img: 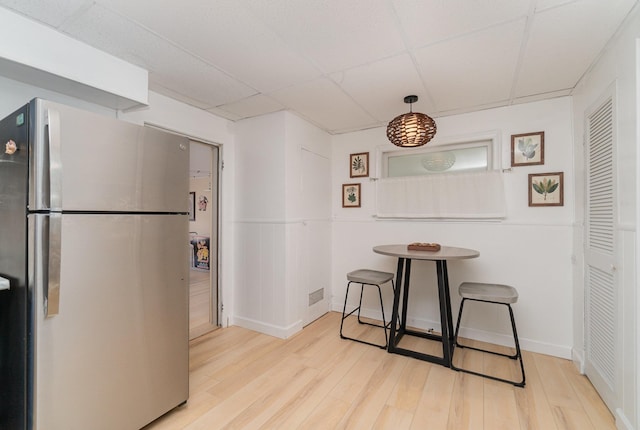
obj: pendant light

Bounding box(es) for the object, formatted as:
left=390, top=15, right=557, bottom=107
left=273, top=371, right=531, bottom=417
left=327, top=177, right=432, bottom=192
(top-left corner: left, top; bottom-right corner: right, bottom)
left=386, top=95, right=437, bottom=147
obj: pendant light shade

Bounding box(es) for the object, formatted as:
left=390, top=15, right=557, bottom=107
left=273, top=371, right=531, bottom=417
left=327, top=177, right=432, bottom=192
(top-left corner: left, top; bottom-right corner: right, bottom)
left=386, top=95, right=437, bottom=148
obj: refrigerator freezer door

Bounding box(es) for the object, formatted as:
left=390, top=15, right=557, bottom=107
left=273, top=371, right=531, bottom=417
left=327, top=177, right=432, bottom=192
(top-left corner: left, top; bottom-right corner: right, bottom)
left=32, top=213, right=189, bottom=430
left=29, top=99, right=189, bottom=213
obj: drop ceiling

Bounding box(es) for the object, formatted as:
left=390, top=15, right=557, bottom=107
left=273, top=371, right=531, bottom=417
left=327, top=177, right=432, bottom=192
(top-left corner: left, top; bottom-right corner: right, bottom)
left=1, top=0, right=637, bottom=134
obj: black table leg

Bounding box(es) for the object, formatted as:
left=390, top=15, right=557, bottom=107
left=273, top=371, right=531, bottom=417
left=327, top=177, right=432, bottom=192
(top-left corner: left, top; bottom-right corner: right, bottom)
left=401, top=259, right=411, bottom=330
left=436, top=260, right=452, bottom=367
left=385, top=258, right=453, bottom=367
left=441, top=262, right=455, bottom=356
left=388, top=258, right=404, bottom=352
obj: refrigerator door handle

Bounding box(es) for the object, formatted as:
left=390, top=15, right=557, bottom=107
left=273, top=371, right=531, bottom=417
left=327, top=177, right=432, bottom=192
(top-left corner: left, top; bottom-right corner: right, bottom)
left=0, top=276, right=9, bottom=291
left=42, top=213, right=62, bottom=317
left=46, top=108, right=63, bottom=211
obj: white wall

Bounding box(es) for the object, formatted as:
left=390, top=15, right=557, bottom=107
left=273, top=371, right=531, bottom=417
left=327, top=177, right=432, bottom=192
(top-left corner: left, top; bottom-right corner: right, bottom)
left=234, top=112, right=289, bottom=335
left=332, top=97, right=575, bottom=359
left=234, top=111, right=331, bottom=337
left=571, top=4, right=639, bottom=429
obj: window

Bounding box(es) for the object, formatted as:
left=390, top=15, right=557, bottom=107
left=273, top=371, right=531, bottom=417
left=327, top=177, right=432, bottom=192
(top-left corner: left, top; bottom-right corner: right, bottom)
left=382, top=139, right=493, bottom=178
left=374, top=135, right=505, bottom=219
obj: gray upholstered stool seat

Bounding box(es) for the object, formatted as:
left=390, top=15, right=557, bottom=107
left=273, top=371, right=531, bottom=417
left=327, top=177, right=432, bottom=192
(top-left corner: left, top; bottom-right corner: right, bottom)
left=347, top=269, right=394, bottom=285
left=458, top=282, right=518, bottom=304
left=340, top=269, right=395, bottom=349
left=452, top=282, right=526, bottom=387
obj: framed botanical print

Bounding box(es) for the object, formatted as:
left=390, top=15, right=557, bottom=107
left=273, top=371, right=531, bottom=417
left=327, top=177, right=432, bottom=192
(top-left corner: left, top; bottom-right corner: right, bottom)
left=350, top=152, right=369, bottom=178
left=511, top=131, right=544, bottom=167
left=529, top=172, right=563, bottom=207
left=342, top=183, right=361, bottom=208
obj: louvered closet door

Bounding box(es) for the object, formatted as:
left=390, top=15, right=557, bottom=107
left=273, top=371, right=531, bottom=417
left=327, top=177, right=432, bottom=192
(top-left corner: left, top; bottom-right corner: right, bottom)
left=584, top=96, right=618, bottom=412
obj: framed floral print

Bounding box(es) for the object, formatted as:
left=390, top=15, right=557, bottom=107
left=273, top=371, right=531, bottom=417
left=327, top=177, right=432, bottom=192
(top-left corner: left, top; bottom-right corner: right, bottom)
left=511, top=131, right=544, bottom=167
left=342, top=183, right=361, bottom=208
left=350, top=152, right=369, bottom=178
left=529, top=172, right=563, bottom=207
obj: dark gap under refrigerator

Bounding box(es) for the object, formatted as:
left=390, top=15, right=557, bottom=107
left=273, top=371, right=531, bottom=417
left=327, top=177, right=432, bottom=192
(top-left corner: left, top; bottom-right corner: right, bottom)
left=0, top=99, right=190, bottom=429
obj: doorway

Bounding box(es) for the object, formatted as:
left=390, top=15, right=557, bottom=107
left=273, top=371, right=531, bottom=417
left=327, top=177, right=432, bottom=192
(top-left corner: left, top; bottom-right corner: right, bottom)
left=188, top=141, right=220, bottom=339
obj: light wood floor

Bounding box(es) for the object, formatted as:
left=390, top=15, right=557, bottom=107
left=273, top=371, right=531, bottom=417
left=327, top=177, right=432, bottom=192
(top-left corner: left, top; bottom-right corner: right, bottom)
left=145, top=312, right=614, bottom=430
left=189, top=269, right=214, bottom=339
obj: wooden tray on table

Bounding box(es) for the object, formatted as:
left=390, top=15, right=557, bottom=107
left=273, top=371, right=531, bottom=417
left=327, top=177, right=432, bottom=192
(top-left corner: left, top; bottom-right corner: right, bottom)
left=407, top=242, right=441, bottom=252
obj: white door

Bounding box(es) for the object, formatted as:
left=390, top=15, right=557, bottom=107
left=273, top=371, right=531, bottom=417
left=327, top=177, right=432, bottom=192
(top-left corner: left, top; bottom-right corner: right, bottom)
left=188, top=141, right=219, bottom=339
left=301, top=149, right=331, bottom=325
left=584, top=95, right=619, bottom=412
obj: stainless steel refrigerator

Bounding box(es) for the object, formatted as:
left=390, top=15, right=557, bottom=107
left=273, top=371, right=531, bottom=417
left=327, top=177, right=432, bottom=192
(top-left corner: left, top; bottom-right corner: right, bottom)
left=0, top=99, right=190, bottom=429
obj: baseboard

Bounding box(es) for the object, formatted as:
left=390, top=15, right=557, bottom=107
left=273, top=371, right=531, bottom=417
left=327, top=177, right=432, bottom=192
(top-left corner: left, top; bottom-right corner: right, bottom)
left=455, top=325, right=572, bottom=359
left=233, top=316, right=303, bottom=339
left=616, top=408, right=636, bottom=430
left=332, top=302, right=572, bottom=359
left=571, top=348, right=585, bottom=373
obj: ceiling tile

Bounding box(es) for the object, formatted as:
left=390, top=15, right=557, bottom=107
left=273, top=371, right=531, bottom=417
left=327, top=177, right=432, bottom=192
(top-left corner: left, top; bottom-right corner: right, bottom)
left=393, top=0, right=530, bottom=48
left=149, top=56, right=258, bottom=108
left=535, top=0, right=578, bottom=12
left=1, top=0, right=636, bottom=134
left=414, top=19, right=525, bottom=112
left=331, top=53, right=434, bottom=122
left=515, top=0, right=636, bottom=97
left=148, top=82, right=212, bottom=110
left=513, top=88, right=572, bottom=105
left=217, top=94, right=284, bottom=118
left=245, top=0, right=406, bottom=73
left=0, top=0, right=92, bottom=27
left=436, top=100, right=512, bottom=118
left=61, top=3, right=257, bottom=107
left=96, top=0, right=321, bottom=92
left=205, top=107, right=243, bottom=122
left=268, top=77, right=377, bottom=133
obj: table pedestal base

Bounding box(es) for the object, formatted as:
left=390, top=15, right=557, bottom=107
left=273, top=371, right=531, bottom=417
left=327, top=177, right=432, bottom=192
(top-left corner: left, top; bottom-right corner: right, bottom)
left=387, top=258, right=455, bottom=368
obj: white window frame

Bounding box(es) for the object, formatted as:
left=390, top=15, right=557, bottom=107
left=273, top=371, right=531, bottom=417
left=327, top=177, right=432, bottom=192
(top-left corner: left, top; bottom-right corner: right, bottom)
left=373, top=131, right=501, bottom=179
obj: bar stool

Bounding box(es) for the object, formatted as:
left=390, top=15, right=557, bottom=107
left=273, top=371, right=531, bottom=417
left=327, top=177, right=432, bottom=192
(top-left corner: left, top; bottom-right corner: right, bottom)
left=452, top=282, right=526, bottom=387
left=340, top=269, right=395, bottom=349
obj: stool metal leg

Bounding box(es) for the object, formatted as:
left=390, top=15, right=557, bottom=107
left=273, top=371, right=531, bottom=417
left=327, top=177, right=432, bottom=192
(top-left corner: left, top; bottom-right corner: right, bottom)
left=452, top=298, right=526, bottom=387
left=507, top=304, right=526, bottom=386
left=356, top=282, right=366, bottom=324
left=339, top=281, right=354, bottom=342
left=376, top=284, right=388, bottom=348
left=453, top=297, right=466, bottom=348
left=339, top=281, right=389, bottom=349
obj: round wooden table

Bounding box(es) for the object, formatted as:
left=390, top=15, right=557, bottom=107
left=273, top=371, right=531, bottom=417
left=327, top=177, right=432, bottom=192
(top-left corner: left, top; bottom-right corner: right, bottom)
left=373, top=244, right=479, bottom=367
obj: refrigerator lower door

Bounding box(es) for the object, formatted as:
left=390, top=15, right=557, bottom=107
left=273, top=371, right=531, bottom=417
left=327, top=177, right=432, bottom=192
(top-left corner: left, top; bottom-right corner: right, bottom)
left=31, top=213, right=188, bottom=430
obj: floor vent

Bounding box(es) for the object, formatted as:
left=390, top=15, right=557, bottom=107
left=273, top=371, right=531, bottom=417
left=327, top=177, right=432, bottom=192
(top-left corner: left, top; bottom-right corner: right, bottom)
left=308, top=288, right=324, bottom=306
